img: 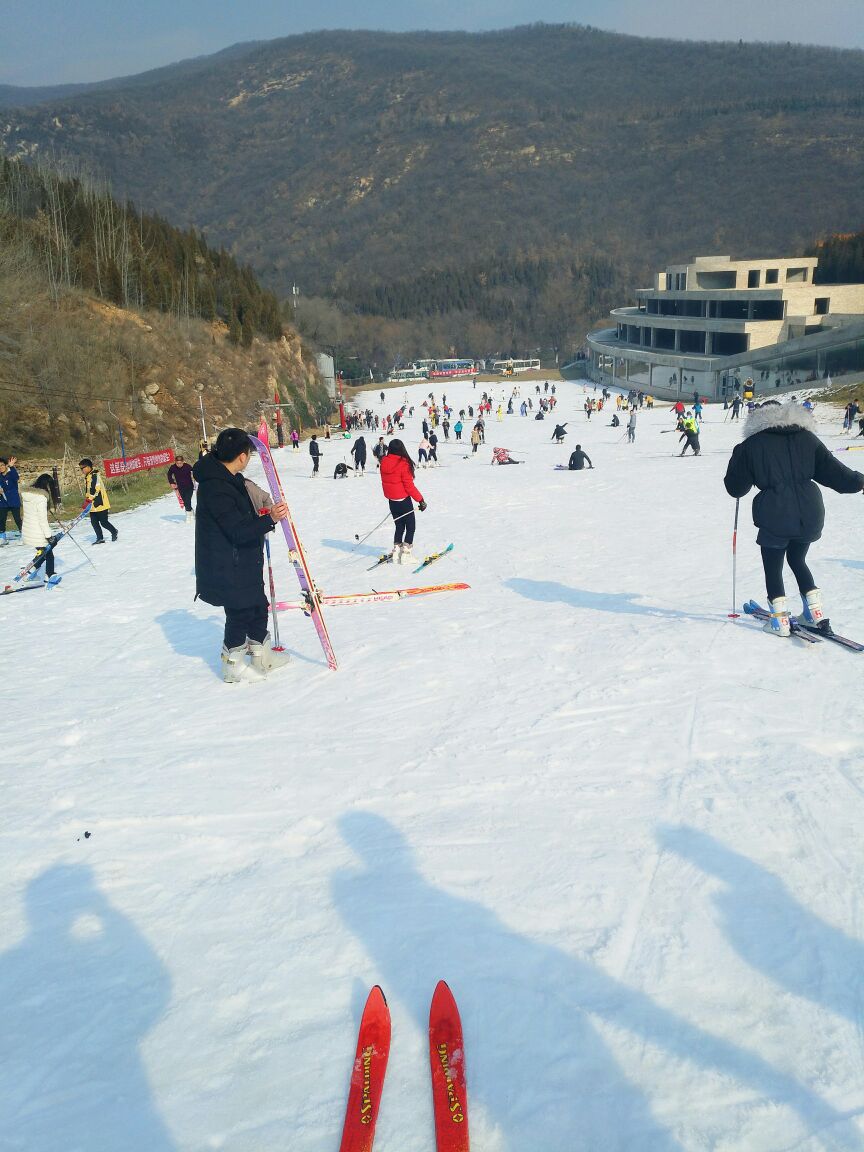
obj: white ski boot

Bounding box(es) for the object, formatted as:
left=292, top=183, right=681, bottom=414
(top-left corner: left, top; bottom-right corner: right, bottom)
left=185, top=510, right=194, bottom=523
left=248, top=633, right=291, bottom=676
left=797, top=588, right=826, bottom=628
left=221, top=643, right=261, bottom=683
left=763, top=596, right=791, bottom=638
left=399, top=544, right=413, bottom=566
left=390, top=544, right=403, bottom=563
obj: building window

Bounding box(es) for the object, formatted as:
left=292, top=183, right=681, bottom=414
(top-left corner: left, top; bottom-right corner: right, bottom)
left=815, top=297, right=829, bottom=315
left=654, top=328, right=676, bottom=350
left=713, top=332, right=749, bottom=355
left=765, top=269, right=779, bottom=284
left=747, top=269, right=761, bottom=288
left=785, top=267, right=808, bottom=283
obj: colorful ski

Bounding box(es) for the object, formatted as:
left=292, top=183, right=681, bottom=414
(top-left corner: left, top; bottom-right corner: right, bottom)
left=413, top=543, right=454, bottom=574
left=275, top=582, right=471, bottom=611
left=338, top=986, right=391, bottom=1152
left=429, top=981, right=469, bottom=1152
left=367, top=553, right=394, bottom=572
left=743, top=600, right=820, bottom=643
left=250, top=435, right=338, bottom=670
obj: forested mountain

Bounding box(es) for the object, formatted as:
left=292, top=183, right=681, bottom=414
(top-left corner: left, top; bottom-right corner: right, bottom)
left=0, top=159, right=325, bottom=452
left=0, top=158, right=283, bottom=341
left=1, top=25, right=863, bottom=360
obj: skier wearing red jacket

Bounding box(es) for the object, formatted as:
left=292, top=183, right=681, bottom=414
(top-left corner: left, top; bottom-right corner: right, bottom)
left=379, top=439, right=426, bottom=564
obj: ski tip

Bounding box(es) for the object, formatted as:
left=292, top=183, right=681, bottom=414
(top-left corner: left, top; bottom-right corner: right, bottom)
left=430, top=979, right=460, bottom=1022
left=367, top=984, right=388, bottom=1009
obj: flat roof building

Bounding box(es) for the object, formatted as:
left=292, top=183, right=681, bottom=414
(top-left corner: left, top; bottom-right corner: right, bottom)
left=586, top=255, right=864, bottom=399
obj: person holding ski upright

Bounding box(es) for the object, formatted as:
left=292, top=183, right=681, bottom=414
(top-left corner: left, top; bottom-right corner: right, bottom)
left=193, top=429, right=291, bottom=682
left=379, top=439, right=426, bottom=565
left=724, top=401, right=864, bottom=637
left=78, top=459, right=118, bottom=544
left=0, top=455, right=22, bottom=543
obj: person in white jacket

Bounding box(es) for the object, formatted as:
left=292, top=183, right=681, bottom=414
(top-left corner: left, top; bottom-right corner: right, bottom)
left=21, top=473, right=61, bottom=581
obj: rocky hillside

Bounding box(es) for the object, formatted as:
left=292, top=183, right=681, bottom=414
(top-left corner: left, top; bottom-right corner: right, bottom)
left=0, top=244, right=327, bottom=456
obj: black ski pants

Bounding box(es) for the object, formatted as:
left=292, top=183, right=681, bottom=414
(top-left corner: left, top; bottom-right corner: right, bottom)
left=389, top=497, right=415, bottom=545
left=224, top=593, right=269, bottom=649
left=178, top=486, right=194, bottom=512
left=90, top=510, right=117, bottom=541
left=761, top=542, right=816, bottom=602
left=0, top=506, right=22, bottom=533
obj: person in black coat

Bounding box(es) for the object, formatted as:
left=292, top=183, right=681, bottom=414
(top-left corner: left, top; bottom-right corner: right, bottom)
left=351, top=435, right=367, bottom=475
left=193, top=428, right=291, bottom=682
left=309, top=435, right=321, bottom=476
left=551, top=423, right=568, bottom=443
left=724, top=402, right=864, bottom=636
left=568, top=446, right=593, bottom=470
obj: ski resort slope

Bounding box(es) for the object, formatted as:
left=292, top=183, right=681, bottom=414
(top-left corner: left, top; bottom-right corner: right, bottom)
left=3, top=380, right=864, bottom=1152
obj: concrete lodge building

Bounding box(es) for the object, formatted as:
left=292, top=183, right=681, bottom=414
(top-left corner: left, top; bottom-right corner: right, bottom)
left=586, top=254, right=864, bottom=400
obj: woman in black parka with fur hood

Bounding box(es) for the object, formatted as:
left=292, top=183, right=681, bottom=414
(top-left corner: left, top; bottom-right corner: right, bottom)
left=724, top=401, right=864, bottom=636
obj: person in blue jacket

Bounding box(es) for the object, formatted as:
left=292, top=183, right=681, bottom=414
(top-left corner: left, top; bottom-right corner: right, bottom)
left=0, top=455, right=22, bottom=543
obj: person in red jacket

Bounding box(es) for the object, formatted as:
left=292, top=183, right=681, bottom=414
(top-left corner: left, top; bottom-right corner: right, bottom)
left=379, top=439, right=426, bottom=564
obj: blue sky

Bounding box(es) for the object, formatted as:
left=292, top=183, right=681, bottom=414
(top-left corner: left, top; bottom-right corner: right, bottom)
left=2, top=0, right=863, bottom=86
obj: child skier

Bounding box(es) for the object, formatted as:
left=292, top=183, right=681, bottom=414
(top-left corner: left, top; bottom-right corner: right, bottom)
left=724, top=401, right=864, bottom=636
left=21, top=473, right=62, bottom=582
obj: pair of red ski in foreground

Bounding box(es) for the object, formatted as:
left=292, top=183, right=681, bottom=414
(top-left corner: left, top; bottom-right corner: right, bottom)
left=340, top=981, right=468, bottom=1152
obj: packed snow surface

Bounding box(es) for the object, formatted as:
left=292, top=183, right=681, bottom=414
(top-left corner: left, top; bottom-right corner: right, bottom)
left=3, top=379, right=864, bottom=1152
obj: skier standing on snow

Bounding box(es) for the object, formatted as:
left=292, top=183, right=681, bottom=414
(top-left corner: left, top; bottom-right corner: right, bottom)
left=372, top=437, right=387, bottom=468
left=193, top=429, right=291, bottom=682
left=78, top=459, right=118, bottom=544
left=379, top=439, right=426, bottom=565
left=723, top=401, right=864, bottom=637
left=679, top=416, right=700, bottom=457
left=627, top=408, right=637, bottom=443
left=351, top=435, right=367, bottom=475
left=0, top=455, right=22, bottom=543
left=290, top=428, right=300, bottom=451
left=21, top=473, right=62, bottom=582
left=167, top=454, right=195, bottom=521
left=309, top=435, right=321, bottom=476
left=428, top=430, right=439, bottom=466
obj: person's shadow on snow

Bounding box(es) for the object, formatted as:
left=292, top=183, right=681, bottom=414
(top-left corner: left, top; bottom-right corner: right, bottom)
left=333, top=813, right=863, bottom=1151
left=659, top=824, right=864, bottom=1026
left=505, top=578, right=716, bottom=623
left=155, top=609, right=224, bottom=674
left=0, top=864, right=176, bottom=1152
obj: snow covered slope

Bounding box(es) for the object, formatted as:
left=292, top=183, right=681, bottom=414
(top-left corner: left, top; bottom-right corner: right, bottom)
left=3, top=381, right=864, bottom=1151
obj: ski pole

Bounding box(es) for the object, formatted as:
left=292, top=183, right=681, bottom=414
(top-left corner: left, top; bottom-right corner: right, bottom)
left=264, top=536, right=284, bottom=651
left=728, top=498, right=740, bottom=619
left=353, top=508, right=416, bottom=548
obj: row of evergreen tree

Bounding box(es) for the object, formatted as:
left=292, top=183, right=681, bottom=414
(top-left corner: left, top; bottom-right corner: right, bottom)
left=810, top=230, right=864, bottom=285
left=0, top=156, right=283, bottom=343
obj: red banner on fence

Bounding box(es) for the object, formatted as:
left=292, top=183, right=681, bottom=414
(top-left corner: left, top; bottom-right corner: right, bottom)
left=104, top=448, right=175, bottom=477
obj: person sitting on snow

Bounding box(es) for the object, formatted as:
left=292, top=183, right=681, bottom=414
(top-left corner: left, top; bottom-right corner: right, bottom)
left=568, top=446, right=593, bottom=471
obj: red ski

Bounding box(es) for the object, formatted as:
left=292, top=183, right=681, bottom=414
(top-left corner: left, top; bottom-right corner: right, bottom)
left=429, top=981, right=469, bottom=1151
left=338, top=986, right=391, bottom=1152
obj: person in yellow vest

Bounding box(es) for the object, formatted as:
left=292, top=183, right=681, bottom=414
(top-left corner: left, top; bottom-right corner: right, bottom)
left=78, top=458, right=118, bottom=544
left=743, top=379, right=754, bottom=402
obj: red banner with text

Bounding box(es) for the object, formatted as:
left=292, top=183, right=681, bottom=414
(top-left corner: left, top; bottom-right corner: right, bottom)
left=104, top=448, right=174, bottom=477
